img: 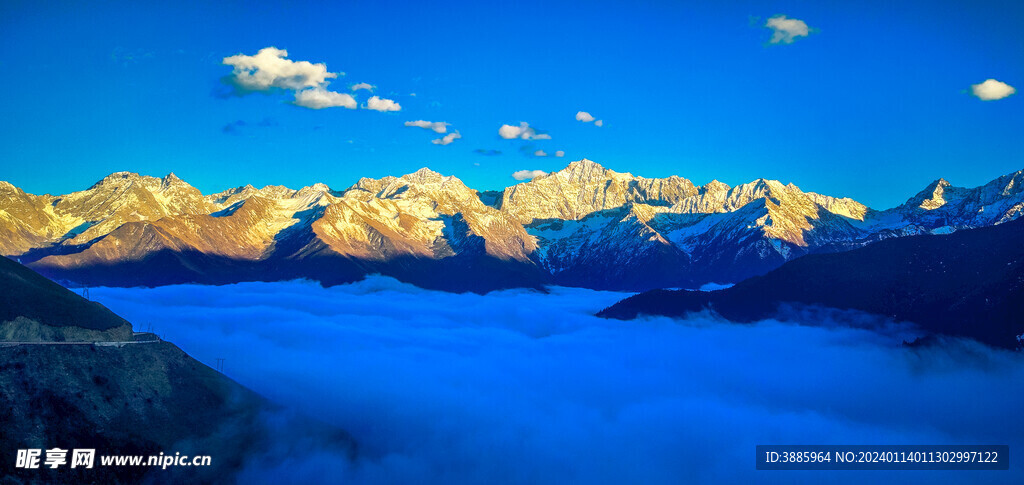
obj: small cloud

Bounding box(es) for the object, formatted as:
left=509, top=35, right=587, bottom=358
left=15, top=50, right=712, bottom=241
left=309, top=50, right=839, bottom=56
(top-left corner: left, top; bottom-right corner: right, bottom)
left=534, top=150, right=548, bottom=157
left=222, top=120, right=246, bottom=134
left=512, top=170, right=548, bottom=181
left=555, top=151, right=565, bottom=158
left=222, top=118, right=278, bottom=134
left=223, top=47, right=337, bottom=92
left=498, top=122, right=551, bottom=140
left=576, top=111, right=602, bottom=127
left=432, top=132, right=462, bottom=145
left=474, top=149, right=502, bottom=156
left=294, top=87, right=357, bottom=109
left=971, top=79, right=1016, bottom=101
left=365, top=95, right=401, bottom=112
left=110, top=47, right=154, bottom=66
left=765, top=15, right=812, bottom=44
left=351, top=83, right=374, bottom=92
left=405, top=120, right=449, bottom=133
left=576, top=111, right=595, bottom=122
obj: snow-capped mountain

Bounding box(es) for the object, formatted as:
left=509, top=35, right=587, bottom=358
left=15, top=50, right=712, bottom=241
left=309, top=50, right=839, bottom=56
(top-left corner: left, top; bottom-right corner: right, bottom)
left=513, top=161, right=870, bottom=286
left=1, top=160, right=1021, bottom=292
left=860, top=170, right=1024, bottom=234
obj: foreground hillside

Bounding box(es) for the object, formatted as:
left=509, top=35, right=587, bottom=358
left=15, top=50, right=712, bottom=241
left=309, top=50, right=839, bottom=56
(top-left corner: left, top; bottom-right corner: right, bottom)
left=0, top=254, right=132, bottom=342
left=0, top=258, right=355, bottom=483
left=599, top=217, right=1024, bottom=349
left=2, top=160, right=1022, bottom=292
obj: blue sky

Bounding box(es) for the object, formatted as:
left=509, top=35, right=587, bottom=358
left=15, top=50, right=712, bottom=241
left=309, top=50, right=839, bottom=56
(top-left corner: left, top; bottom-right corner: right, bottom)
left=0, top=0, right=1021, bottom=208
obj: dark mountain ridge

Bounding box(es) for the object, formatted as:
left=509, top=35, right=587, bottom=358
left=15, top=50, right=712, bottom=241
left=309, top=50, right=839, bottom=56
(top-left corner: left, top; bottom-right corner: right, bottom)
left=599, top=217, right=1024, bottom=349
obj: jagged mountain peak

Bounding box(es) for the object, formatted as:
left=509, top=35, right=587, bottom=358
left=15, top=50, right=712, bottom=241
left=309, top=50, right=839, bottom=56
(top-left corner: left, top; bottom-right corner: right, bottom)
left=907, top=177, right=954, bottom=210
left=87, top=171, right=203, bottom=197
left=702, top=180, right=730, bottom=193
left=162, top=172, right=182, bottom=182
left=565, top=158, right=603, bottom=169
left=920, top=177, right=952, bottom=194
left=90, top=171, right=147, bottom=189
left=256, top=185, right=297, bottom=198
left=401, top=167, right=452, bottom=185
left=297, top=182, right=332, bottom=194
left=728, top=178, right=789, bottom=198
left=0, top=180, right=21, bottom=194
left=988, top=169, right=1024, bottom=197
left=158, top=172, right=199, bottom=192
left=555, top=158, right=629, bottom=181
left=340, top=169, right=471, bottom=204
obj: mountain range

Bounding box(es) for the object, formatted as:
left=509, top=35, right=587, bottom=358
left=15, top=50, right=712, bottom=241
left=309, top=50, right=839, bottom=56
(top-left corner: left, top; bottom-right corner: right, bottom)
left=2, top=160, right=1022, bottom=292
left=598, top=215, right=1024, bottom=350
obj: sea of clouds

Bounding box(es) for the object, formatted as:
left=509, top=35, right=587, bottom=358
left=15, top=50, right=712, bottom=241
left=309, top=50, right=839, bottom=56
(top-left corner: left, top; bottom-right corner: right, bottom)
left=91, top=277, right=1024, bottom=484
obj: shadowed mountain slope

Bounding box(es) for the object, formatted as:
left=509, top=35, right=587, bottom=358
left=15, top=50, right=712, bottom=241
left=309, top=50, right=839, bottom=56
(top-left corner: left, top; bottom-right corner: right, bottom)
left=599, top=217, right=1024, bottom=349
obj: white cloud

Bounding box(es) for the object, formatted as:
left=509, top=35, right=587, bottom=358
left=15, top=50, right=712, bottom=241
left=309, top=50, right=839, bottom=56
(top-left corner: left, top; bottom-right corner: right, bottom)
left=512, top=170, right=548, bottom=180
left=351, top=83, right=374, bottom=92
left=576, top=112, right=603, bottom=127
left=404, top=120, right=449, bottom=133
left=498, top=122, right=551, bottom=140
left=971, top=79, right=1016, bottom=101
left=365, top=96, right=401, bottom=112
left=534, top=150, right=548, bottom=157
left=293, top=87, right=357, bottom=109
left=555, top=151, right=565, bottom=158
left=431, top=132, right=462, bottom=145
left=765, top=15, right=811, bottom=44
left=223, top=47, right=337, bottom=92
left=575, top=111, right=595, bottom=122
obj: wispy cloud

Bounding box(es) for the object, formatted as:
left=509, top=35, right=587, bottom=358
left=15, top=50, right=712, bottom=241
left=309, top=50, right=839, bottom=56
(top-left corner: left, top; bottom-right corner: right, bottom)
left=350, top=83, right=375, bottom=92
left=473, top=149, right=502, bottom=156
left=971, top=79, right=1016, bottom=101
left=534, top=150, right=548, bottom=157
left=499, top=122, right=551, bottom=140
left=365, top=95, right=401, bottom=112
left=222, top=118, right=278, bottom=134
left=431, top=132, right=461, bottom=145
left=222, top=120, right=246, bottom=134
left=555, top=151, right=565, bottom=158
left=765, top=15, right=812, bottom=44
left=404, top=120, right=449, bottom=133
left=110, top=47, right=154, bottom=66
